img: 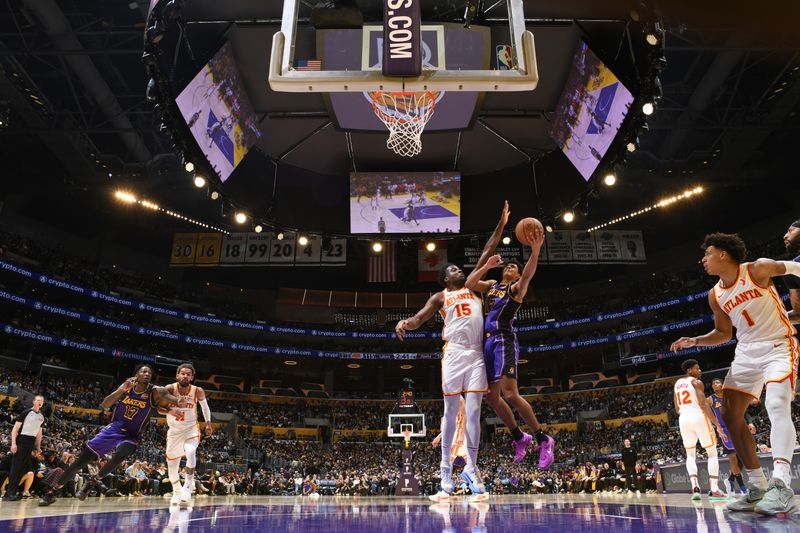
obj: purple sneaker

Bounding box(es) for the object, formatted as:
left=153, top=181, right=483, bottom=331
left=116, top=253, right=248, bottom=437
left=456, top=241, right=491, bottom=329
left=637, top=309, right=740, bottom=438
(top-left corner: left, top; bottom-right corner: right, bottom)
left=537, top=435, right=555, bottom=469
left=513, top=432, right=533, bottom=464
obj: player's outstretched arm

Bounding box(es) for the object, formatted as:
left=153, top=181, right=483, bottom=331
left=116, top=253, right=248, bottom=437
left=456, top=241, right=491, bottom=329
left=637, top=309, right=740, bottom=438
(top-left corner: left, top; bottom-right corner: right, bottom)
left=100, top=377, right=136, bottom=409
left=670, top=291, right=733, bottom=351
left=395, top=292, right=444, bottom=341
left=475, top=201, right=510, bottom=270
left=749, top=257, right=800, bottom=284
left=153, top=386, right=184, bottom=408
left=465, top=254, right=502, bottom=293
left=510, top=223, right=545, bottom=301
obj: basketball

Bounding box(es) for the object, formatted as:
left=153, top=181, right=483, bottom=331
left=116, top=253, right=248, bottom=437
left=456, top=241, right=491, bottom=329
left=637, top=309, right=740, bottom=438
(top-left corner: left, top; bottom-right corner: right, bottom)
left=515, top=217, right=543, bottom=246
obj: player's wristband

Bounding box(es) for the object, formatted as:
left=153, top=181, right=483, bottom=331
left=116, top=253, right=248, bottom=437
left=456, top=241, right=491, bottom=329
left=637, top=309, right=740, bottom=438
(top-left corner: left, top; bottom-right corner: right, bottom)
left=781, top=260, right=800, bottom=277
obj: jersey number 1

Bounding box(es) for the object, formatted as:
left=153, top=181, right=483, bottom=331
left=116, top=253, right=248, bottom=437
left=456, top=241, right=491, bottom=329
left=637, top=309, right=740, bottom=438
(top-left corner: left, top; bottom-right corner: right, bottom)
left=742, top=309, right=756, bottom=327
left=454, top=303, right=472, bottom=318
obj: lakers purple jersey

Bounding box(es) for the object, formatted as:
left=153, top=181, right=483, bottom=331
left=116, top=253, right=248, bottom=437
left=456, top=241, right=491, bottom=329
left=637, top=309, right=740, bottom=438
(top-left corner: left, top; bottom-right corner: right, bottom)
left=484, top=282, right=522, bottom=336
left=110, top=383, right=155, bottom=437
left=709, top=393, right=733, bottom=448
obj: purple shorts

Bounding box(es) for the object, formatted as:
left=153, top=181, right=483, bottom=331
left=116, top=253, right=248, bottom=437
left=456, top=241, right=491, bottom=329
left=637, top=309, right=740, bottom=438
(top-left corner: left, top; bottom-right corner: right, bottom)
left=86, top=423, right=139, bottom=459
left=484, top=333, right=519, bottom=384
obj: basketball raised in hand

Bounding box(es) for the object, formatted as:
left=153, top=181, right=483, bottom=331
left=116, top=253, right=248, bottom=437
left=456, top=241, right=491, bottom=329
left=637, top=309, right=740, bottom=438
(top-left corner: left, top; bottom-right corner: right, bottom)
left=515, top=217, right=544, bottom=247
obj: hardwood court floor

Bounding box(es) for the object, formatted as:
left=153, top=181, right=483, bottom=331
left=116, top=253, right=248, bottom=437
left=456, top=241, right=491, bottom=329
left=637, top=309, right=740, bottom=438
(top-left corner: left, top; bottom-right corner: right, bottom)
left=1, top=493, right=798, bottom=532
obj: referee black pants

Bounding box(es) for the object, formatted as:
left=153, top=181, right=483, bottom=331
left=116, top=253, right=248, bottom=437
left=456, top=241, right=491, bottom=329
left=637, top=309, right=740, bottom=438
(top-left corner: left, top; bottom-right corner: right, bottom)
left=6, top=435, right=35, bottom=496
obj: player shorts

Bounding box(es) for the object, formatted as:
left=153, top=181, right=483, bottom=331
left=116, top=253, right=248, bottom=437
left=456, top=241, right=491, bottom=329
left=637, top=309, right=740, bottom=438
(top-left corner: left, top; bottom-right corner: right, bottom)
left=442, top=343, right=488, bottom=396
left=679, top=412, right=716, bottom=449
left=723, top=337, right=799, bottom=399
left=166, top=424, right=200, bottom=461
left=484, top=333, right=519, bottom=383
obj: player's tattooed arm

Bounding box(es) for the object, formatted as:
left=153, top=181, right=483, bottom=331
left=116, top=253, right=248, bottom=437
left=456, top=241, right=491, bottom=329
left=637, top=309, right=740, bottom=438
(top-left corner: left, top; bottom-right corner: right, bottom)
left=153, top=386, right=186, bottom=408
left=475, top=200, right=510, bottom=270
left=395, top=292, right=445, bottom=340
left=670, top=290, right=732, bottom=351
left=100, top=377, right=136, bottom=409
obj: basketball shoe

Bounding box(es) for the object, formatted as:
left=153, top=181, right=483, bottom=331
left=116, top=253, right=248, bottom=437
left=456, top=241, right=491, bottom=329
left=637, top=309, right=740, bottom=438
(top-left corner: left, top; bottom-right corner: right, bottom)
left=513, top=433, right=532, bottom=464
left=753, top=479, right=798, bottom=515
left=429, top=467, right=455, bottom=502
left=708, top=489, right=728, bottom=500
left=536, top=435, right=556, bottom=469
left=691, top=487, right=702, bottom=501
left=726, top=484, right=766, bottom=512
left=461, top=469, right=488, bottom=502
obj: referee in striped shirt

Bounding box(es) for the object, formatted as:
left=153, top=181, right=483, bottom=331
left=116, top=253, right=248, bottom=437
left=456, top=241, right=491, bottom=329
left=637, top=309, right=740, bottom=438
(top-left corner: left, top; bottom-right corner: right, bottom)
left=3, top=395, right=45, bottom=501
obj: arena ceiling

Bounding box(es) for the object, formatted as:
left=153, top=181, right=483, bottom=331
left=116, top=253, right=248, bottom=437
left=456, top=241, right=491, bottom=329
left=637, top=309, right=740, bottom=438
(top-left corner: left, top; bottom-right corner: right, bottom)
left=0, top=1, right=799, bottom=260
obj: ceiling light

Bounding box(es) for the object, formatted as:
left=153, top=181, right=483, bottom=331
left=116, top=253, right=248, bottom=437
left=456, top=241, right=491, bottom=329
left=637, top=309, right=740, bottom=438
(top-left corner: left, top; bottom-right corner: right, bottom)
left=193, top=176, right=206, bottom=188
left=603, top=173, right=616, bottom=186
left=425, top=242, right=436, bottom=252
left=210, top=191, right=220, bottom=201
left=518, top=359, right=528, bottom=364
left=284, top=360, right=298, bottom=366
left=400, top=364, right=413, bottom=370
left=562, top=212, right=574, bottom=223
left=642, top=102, right=655, bottom=115
left=372, top=242, right=383, bottom=253
left=502, top=236, right=511, bottom=245
left=254, top=225, right=263, bottom=233
left=298, top=235, right=308, bottom=246
left=235, top=212, right=247, bottom=224
left=114, top=190, right=137, bottom=203
left=184, top=161, right=194, bottom=172
left=588, top=185, right=705, bottom=232
left=545, top=225, right=553, bottom=233
left=276, top=232, right=285, bottom=241
left=347, top=363, right=361, bottom=369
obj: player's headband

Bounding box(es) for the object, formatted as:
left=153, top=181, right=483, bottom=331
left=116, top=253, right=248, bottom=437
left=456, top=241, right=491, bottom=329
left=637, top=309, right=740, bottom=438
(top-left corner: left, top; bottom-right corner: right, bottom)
left=791, top=219, right=800, bottom=229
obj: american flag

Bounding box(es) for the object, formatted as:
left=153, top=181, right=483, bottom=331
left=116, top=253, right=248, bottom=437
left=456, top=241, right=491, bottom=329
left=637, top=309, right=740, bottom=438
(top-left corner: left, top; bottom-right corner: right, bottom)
left=295, top=59, right=321, bottom=71
left=368, top=241, right=396, bottom=283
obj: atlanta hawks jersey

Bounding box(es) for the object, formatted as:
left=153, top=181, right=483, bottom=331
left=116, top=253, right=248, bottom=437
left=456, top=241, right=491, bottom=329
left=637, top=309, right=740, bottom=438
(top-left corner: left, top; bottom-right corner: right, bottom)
left=166, top=383, right=197, bottom=429
left=712, top=263, right=797, bottom=344
left=440, top=288, right=483, bottom=349
left=674, top=376, right=703, bottom=415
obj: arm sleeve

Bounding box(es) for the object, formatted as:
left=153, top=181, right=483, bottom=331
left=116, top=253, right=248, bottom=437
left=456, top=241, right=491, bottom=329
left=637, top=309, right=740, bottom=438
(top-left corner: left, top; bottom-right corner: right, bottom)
left=199, top=398, right=212, bottom=422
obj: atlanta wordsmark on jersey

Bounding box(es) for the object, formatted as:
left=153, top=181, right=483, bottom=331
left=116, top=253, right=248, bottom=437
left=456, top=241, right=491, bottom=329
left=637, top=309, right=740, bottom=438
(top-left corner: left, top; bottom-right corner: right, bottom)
left=674, top=376, right=703, bottom=415
left=440, top=288, right=483, bottom=348
left=167, top=384, right=197, bottom=428
left=713, top=263, right=797, bottom=344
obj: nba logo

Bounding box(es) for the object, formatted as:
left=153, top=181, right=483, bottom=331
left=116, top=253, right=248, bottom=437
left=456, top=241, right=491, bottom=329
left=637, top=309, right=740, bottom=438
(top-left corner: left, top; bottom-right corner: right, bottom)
left=496, top=45, right=513, bottom=70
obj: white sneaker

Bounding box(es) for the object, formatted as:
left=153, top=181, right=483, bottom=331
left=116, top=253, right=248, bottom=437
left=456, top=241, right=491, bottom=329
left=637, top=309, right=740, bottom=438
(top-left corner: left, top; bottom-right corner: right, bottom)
left=179, top=484, right=193, bottom=504
left=170, top=491, right=181, bottom=506
left=428, top=490, right=451, bottom=502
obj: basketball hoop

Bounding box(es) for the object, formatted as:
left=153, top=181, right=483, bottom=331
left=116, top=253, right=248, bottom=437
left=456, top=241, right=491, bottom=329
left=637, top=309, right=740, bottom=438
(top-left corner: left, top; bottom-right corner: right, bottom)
left=402, top=428, right=412, bottom=449
left=371, top=91, right=436, bottom=157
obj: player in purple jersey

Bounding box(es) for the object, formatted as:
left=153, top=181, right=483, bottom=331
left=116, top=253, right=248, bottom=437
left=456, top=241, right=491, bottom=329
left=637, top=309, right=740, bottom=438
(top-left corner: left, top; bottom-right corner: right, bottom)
left=707, top=378, right=747, bottom=494
left=465, top=202, right=555, bottom=467
left=39, top=364, right=183, bottom=506
left=783, top=219, right=800, bottom=323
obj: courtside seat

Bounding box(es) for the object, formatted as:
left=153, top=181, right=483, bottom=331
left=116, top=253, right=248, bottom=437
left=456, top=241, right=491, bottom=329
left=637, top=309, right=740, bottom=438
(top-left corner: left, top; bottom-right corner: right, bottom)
left=518, top=386, right=538, bottom=396
left=632, top=373, right=658, bottom=384
left=217, top=383, right=243, bottom=393
left=251, top=387, right=275, bottom=396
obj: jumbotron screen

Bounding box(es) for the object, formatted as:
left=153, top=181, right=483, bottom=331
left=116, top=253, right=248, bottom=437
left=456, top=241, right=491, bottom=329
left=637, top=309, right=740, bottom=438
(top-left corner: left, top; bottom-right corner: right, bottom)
left=349, top=172, right=461, bottom=234
left=175, top=42, right=261, bottom=183
left=549, top=41, right=634, bottom=181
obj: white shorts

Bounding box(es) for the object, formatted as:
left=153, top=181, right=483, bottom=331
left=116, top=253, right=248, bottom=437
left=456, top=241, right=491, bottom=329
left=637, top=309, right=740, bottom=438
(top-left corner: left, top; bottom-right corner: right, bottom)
left=166, top=424, right=200, bottom=461
left=723, top=337, right=799, bottom=399
left=679, top=411, right=716, bottom=449
left=442, top=345, right=488, bottom=396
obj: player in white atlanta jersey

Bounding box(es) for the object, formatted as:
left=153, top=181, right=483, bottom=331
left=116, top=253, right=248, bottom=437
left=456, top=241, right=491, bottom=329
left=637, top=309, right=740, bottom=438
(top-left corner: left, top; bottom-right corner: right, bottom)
left=673, top=359, right=725, bottom=500
left=671, top=233, right=800, bottom=515
left=396, top=263, right=488, bottom=502
left=159, top=363, right=213, bottom=505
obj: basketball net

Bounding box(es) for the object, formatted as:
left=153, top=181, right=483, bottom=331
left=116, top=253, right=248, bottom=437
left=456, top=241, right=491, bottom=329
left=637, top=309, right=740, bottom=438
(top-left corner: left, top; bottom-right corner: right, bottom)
left=371, top=91, right=436, bottom=157
left=402, top=429, right=412, bottom=449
